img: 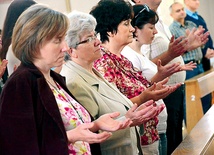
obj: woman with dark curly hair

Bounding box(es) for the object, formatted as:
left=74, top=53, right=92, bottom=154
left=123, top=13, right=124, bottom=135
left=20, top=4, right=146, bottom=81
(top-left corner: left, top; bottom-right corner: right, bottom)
left=90, top=0, right=181, bottom=154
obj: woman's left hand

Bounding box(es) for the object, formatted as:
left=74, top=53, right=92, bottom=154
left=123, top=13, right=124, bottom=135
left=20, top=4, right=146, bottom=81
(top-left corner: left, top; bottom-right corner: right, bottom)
left=92, top=112, right=132, bottom=132
left=180, top=61, right=197, bottom=71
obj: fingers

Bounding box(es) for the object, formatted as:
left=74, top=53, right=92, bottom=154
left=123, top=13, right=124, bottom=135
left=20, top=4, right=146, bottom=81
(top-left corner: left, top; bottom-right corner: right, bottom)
left=201, top=31, right=209, bottom=44
left=181, top=62, right=197, bottom=71
left=173, top=36, right=184, bottom=44
left=82, top=123, right=112, bottom=143
left=159, top=62, right=181, bottom=77
left=138, top=103, right=154, bottom=113
left=0, top=59, right=8, bottom=68
left=157, top=59, right=162, bottom=67
left=168, top=83, right=181, bottom=93
left=173, top=37, right=188, bottom=55
left=156, top=104, right=165, bottom=115
left=129, top=103, right=138, bottom=112
left=1, top=59, right=8, bottom=66
left=194, top=26, right=205, bottom=36
left=0, top=59, right=8, bottom=78
left=120, top=118, right=132, bottom=129
left=158, top=77, right=169, bottom=85
left=141, top=100, right=154, bottom=107
left=88, top=131, right=112, bottom=144
left=108, top=111, right=120, bottom=119
left=148, top=82, right=156, bottom=90
left=138, top=105, right=158, bottom=121
left=185, top=29, right=190, bottom=36
left=167, top=63, right=181, bottom=73
left=170, top=35, right=175, bottom=43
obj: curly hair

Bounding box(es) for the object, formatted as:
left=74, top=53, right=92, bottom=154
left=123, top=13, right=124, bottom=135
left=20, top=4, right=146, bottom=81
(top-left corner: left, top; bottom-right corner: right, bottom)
left=90, top=0, right=133, bottom=43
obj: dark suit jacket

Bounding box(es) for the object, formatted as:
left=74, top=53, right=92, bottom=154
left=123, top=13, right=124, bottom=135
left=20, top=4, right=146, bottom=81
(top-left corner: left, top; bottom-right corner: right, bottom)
left=0, top=63, right=101, bottom=155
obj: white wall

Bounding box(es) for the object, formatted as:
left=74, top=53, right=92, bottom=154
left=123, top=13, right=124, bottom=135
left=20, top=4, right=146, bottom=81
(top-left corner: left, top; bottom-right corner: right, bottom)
left=0, top=0, right=99, bottom=29
left=0, top=0, right=66, bottom=29
left=1, top=0, right=214, bottom=40
left=70, top=0, right=99, bottom=13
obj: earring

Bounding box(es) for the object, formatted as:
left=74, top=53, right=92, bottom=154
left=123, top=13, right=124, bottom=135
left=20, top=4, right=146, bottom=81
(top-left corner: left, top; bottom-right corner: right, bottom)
left=135, top=35, right=138, bottom=41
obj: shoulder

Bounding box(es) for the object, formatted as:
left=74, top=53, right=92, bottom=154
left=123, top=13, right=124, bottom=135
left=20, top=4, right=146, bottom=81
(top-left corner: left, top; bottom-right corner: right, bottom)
left=122, top=46, right=138, bottom=59
left=169, top=21, right=176, bottom=28
left=7, top=65, right=38, bottom=86
left=60, top=63, right=75, bottom=82
left=198, top=14, right=205, bottom=21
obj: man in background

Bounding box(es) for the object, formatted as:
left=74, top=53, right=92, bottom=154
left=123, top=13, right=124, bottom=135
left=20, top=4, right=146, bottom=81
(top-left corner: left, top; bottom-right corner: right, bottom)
left=169, top=2, right=203, bottom=80
left=184, top=0, right=213, bottom=114
left=185, top=0, right=214, bottom=71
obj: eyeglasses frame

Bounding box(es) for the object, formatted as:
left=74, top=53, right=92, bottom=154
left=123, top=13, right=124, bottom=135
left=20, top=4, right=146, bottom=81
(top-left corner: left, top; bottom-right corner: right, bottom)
left=76, top=35, right=97, bottom=46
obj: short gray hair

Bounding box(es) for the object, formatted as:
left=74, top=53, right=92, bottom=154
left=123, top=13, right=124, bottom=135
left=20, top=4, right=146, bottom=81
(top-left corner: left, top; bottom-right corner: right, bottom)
left=169, top=2, right=180, bottom=14
left=66, top=11, right=97, bottom=49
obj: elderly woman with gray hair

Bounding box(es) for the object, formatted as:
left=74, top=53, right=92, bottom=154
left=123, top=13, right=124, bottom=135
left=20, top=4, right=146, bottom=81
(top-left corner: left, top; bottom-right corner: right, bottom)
left=60, top=10, right=164, bottom=155
left=0, top=4, right=134, bottom=155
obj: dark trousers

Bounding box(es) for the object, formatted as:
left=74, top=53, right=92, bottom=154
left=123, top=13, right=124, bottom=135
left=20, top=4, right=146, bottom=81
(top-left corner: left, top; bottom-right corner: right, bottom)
left=163, top=85, right=184, bottom=155
left=159, top=133, right=167, bottom=155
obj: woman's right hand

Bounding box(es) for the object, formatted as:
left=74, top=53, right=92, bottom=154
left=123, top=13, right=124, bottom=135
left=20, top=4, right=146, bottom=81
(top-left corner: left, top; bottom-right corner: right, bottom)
left=154, top=60, right=181, bottom=82
left=66, top=122, right=112, bottom=144
left=140, top=78, right=181, bottom=102
left=125, top=100, right=161, bottom=126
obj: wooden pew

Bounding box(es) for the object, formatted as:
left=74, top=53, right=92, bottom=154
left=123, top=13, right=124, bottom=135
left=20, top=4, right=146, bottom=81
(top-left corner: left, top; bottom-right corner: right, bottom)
left=185, top=68, right=214, bottom=133
left=172, top=105, right=214, bottom=155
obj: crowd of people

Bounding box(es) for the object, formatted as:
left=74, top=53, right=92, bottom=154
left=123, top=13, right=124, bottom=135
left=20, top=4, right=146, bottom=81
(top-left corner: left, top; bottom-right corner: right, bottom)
left=0, top=0, right=212, bottom=155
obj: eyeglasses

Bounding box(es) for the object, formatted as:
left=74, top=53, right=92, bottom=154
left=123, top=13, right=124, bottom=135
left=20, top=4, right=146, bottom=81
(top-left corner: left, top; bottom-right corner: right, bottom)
left=76, top=35, right=97, bottom=46
left=134, top=4, right=150, bottom=19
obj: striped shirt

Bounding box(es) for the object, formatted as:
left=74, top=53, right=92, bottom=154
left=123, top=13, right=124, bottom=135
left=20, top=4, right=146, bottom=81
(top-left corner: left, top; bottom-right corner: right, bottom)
left=169, top=20, right=203, bottom=62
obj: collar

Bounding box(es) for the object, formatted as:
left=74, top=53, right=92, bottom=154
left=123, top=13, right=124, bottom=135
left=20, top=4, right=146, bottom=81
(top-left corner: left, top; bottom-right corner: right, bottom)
left=173, top=20, right=189, bottom=28
left=185, top=8, right=198, bottom=20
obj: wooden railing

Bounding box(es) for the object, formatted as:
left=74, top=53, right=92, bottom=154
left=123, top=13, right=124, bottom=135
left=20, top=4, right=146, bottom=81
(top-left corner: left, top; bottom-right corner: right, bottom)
left=172, top=105, right=214, bottom=155
left=184, top=68, right=214, bottom=133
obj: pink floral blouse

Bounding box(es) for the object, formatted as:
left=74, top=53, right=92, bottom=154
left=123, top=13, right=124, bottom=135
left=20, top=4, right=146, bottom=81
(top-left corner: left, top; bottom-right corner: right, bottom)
left=94, top=48, right=159, bottom=145
left=51, top=81, right=91, bottom=155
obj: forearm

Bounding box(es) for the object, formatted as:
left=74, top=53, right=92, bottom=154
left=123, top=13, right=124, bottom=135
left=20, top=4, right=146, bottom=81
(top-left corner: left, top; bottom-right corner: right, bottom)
left=129, top=94, right=148, bottom=106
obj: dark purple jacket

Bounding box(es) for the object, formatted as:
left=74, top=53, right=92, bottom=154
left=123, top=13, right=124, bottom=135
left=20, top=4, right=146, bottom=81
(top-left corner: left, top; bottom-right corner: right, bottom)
left=0, top=63, right=101, bottom=155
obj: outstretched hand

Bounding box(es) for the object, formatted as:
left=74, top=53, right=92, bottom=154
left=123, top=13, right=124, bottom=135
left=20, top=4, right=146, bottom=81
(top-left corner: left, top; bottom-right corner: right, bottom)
left=66, top=122, right=112, bottom=144
left=154, top=59, right=181, bottom=82
left=167, top=36, right=187, bottom=59
left=93, top=112, right=132, bottom=132
left=142, top=77, right=181, bottom=101
left=180, top=61, right=197, bottom=71
left=126, top=100, right=165, bottom=126
left=185, top=26, right=209, bottom=51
